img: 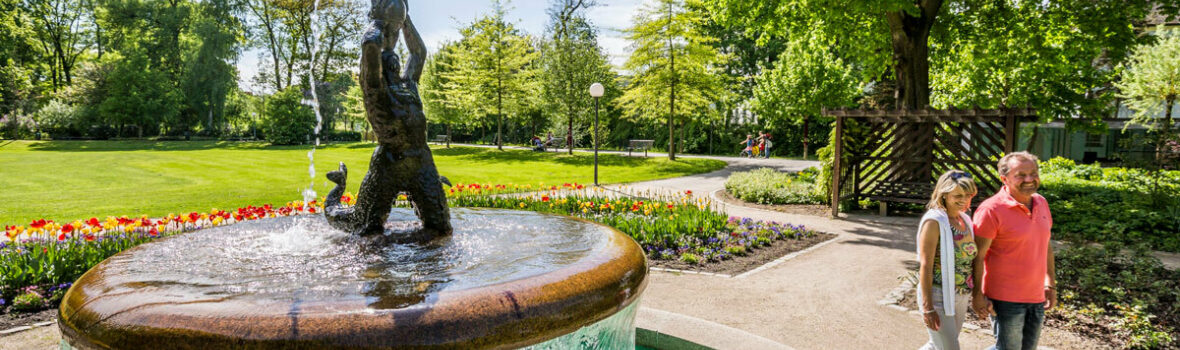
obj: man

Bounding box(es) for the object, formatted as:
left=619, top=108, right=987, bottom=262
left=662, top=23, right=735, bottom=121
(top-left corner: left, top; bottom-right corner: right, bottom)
left=971, top=151, right=1057, bottom=350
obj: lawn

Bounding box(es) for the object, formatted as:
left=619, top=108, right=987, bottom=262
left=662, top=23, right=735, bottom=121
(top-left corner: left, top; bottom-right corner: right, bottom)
left=0, top=140, right=725, bottom=225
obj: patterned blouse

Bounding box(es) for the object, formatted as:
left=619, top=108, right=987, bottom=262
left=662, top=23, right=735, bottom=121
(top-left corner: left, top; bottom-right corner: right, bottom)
left=933, top=222, right=978, bottom=294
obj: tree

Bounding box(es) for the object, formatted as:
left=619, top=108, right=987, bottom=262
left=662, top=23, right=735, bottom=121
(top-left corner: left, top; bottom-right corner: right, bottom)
left=22, top=0, right=94, bottom=92
left=619, top=0, right=720, bottom=160
left=456, top=0, right=541, bottom=150
left=1117, top=26, right=1180, bottom=160
left=421, top=41, right=470, bottom=148
left=752, top=34, right=858, bottom=159
left=182, top=0, right=245, bottom=135
left=540, top=0, right=614, bottom=154
left=710, top=0, right=1174, bottom=115
left=263, top=85, right=315, bottom=145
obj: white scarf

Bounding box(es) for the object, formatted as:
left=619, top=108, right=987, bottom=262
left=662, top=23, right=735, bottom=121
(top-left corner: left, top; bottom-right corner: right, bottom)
left=917, top=209, right=974, bottom=316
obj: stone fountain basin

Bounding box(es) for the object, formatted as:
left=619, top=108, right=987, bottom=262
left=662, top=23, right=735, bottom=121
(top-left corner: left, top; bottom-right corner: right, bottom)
left=58, top=208, right=647, bottom=349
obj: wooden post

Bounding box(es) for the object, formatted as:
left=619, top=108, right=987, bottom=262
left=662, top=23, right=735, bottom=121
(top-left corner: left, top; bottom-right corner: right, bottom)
left=831, top=116, right=844, bottom=217
left=1004, top=114, right=1016, bottom=154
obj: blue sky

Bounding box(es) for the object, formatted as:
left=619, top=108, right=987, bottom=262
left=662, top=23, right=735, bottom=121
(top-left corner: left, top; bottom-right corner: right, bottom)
left=237, top=0, right=647, bottom=91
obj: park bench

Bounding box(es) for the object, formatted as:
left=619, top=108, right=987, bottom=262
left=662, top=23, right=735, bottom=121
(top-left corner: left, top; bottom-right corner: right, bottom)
left=628, top=139, right=654, bottom=157
left=431, top=134, right=449, bottom=145
left=867, top=181, right=935, bottom=216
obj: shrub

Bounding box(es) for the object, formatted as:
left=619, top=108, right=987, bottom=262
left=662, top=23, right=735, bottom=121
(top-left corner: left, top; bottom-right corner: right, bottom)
left=678, top=253, right=701, bottom=265
left=726, top=167, right=825, bottom=205
left=1040, top=157, right=1180, bottom=252
left=263, top=86, right=316, bottom=145
left=1055, top=243, right=1179, bottom=347
left=11, top=287, right=46, bottom=312
left=323, top=130, right=362, bottom=142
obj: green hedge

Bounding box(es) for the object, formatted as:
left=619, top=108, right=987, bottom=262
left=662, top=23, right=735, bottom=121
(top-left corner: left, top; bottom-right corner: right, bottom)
left=725, top=167, right=824, bottom=205
left=1040, top=158, right=1180, bottom=252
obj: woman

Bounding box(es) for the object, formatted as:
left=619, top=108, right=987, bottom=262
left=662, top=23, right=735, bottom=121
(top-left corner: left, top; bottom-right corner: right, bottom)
left=917, top=170, right=978, bottom=350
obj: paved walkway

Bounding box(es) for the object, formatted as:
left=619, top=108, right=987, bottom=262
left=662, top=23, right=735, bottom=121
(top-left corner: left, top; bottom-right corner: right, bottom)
left=611, top=155, right=1103, bottom=349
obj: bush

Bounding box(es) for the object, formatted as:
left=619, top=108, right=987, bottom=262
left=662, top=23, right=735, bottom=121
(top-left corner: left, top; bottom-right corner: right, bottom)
left=263, top=86, right=316, bottom=145
left=1055, top=243, right=1179, bottom=348
left=725, top=167, right=825, bottom=205
left=1040, top=157, right=1180, bottom=252
left=322, top=130, right=362, bottom=142
left=11, top=287, right=45, bottom=312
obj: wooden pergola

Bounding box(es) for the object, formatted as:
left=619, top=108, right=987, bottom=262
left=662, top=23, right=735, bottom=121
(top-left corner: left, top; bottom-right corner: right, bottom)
left=822, top=107, right=1038, bottom=216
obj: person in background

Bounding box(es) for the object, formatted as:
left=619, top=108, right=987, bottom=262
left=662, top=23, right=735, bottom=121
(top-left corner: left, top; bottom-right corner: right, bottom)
left=738, top=134, right=753, bottom=158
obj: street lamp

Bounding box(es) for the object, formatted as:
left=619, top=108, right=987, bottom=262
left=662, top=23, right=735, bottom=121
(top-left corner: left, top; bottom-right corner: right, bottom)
left=589, top=83, right=604, bottom=186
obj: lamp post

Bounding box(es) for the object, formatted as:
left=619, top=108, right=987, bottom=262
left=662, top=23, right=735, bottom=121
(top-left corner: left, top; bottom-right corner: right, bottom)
left=589, top=83, right=604, bottom=186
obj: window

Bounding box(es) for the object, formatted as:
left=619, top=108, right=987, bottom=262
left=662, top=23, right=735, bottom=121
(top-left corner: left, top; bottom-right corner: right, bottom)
left=1085, top=133, right=1104, bottom=147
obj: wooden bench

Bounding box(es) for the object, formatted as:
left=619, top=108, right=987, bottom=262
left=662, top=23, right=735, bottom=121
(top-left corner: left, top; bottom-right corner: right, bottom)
left=628, top=139, right=654, bottom=157
left=867, top=181, right=935, bottom=216
left=431, top=134, right=449, bottom=145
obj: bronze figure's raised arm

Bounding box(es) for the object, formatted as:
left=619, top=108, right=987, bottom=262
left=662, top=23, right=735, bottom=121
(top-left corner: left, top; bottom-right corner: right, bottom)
left=323, top=0, right=452, bottom=243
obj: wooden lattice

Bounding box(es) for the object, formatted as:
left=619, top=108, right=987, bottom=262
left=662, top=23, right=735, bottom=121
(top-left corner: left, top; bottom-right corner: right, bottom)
left=823, top=108, right=1037, bottom=216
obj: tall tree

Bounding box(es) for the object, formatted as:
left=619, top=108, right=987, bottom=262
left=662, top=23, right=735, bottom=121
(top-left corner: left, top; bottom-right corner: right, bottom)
left=421, top=41, right=471, bottom=148
left=711, top=0, right=1176, bottom=117
left=541, top=0, right=608, bottom=154
left=752, top=33, right=859, bottom=159
left=619, top=0, right=720, bottom=160
left=457, top=0, right=540, bottom=150
left=22, top=0, right=94, bottom=92
left=183, top=0, right=245, bottom=134
left=1117, top=26, right=1180, bottom=157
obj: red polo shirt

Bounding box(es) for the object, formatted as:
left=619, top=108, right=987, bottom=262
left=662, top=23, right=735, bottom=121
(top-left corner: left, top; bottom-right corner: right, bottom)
left=972, top=186, right=1053, bottom=303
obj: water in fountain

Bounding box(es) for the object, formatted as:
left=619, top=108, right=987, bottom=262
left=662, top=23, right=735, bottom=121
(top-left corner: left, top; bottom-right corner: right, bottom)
left=301, top=0, right=325, bottom=209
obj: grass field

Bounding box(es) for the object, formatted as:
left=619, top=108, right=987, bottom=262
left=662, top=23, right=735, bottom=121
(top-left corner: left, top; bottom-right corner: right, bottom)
left=0, top=140, right=725, bottom=225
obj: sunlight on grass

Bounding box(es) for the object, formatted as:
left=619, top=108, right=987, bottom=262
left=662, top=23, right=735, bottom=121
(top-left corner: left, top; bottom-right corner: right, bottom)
left=0, top=141, right=724, bottom=225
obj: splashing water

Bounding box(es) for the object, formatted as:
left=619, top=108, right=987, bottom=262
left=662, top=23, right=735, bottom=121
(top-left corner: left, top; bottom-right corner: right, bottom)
left=302, top=0, right=325, bottom=208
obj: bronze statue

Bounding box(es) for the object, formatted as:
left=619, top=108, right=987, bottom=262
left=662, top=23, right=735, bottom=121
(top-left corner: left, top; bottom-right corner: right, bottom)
left=323, top=0, right=452, bottom=242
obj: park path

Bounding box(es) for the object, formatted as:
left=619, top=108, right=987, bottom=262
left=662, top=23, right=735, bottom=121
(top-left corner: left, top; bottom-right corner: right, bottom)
left=608, top=155, right=1106, bottom=349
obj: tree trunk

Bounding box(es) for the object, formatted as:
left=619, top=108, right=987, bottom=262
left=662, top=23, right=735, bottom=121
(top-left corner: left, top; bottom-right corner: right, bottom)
left=884, top=1, right=941, bottom=109
left=666, top=1, right=676, bottom=161
left=884, top=1, right=941, bottom=182
left=446, top=124, right=452, bottom=148
left=802, top=115, right=810, bottom=160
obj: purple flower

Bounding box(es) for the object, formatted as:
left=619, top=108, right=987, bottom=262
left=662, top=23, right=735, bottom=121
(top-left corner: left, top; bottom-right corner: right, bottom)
left=0, top=298, right=5, bottom=306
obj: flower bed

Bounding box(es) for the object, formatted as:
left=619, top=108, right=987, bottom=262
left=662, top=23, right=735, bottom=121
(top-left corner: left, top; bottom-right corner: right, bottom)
left=1, top=201, right=324, bottom=309
left=724, top=167, right=824, bottom=205
left=448, top=184, right=822, bottom=264
left=1, top=182, right=826, bottom=315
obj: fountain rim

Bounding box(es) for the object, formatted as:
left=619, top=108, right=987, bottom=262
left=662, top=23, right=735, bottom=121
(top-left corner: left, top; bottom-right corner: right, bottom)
left=58, top=209, right=649, bottom=349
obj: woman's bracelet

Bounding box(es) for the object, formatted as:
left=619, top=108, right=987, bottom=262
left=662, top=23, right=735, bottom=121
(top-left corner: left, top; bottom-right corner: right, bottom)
left=923, top=309, right=937, bottom=314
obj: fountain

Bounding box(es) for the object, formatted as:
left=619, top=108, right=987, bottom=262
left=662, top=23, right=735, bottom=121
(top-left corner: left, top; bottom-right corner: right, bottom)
left=56, top=1, right=648, bottom=348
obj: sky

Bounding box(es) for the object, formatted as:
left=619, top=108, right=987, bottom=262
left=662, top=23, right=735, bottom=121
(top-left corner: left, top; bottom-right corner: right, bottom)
left=237, top=0, right=648, bottom=92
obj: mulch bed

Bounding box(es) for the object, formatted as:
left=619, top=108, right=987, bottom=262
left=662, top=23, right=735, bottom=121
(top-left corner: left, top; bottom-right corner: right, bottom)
left=713, top=190, right=832, bottom=217
left=649, top=232, right=836, bottom=276
left=0, top=308, right=56, bottom=332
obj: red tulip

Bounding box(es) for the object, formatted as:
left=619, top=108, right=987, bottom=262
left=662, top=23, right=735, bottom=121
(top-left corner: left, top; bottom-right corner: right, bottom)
left=542, top=196, right=550, bottom=202
left=61, top=224, right=74, bottom=234
left=30, top=219, right=47, bottom=229
left=86, top=218, right=100, bottom=227
left=57, top=233, right=66, bottom=241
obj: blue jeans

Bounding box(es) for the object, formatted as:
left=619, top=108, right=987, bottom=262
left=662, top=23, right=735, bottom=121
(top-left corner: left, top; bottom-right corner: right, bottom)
left=988, top=298, right=1044, bottom=350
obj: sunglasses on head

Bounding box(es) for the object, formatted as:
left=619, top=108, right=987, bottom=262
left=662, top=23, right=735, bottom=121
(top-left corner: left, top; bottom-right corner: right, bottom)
left=950, top=172, right=972, bottom=180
